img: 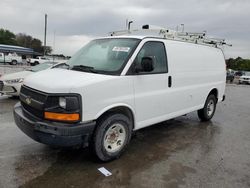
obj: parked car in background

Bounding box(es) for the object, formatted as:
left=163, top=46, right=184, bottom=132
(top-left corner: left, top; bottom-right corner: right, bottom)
left=0, top=52, right=22, bottom=65
left=226, top=71, right=234, bottom=83
left=0, top=62, right=64, bottom=96
left=235, top=71, right=244, bottom=77
left=239, top=72, right=250, bottom=84
left=27, top=56, right=50, bottom=66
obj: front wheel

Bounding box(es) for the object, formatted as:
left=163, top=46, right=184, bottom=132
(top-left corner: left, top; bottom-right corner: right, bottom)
left=92, top=113, right=132, bottom=162
left=198, top=94, right=217, bottom=121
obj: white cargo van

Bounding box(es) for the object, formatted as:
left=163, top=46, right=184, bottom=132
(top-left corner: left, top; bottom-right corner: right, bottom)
left=14, top=26, right=226, bottom=161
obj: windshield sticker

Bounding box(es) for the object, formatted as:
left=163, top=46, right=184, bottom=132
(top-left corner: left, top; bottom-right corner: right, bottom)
left=112, top=47, right=130, bottom=52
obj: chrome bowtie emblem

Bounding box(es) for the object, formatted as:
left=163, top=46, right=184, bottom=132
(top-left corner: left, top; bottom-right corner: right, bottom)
left=25, top=96, right=32, bottom=105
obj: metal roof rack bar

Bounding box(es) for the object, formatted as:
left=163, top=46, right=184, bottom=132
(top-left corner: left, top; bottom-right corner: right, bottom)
left=109, top=24, right=232, bottom=47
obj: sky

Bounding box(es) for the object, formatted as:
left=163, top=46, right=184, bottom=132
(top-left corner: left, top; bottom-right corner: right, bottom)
left=0, top=0, right=250, bottom=58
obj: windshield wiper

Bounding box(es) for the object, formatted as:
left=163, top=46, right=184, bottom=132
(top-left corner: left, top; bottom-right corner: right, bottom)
left=71, top=65, right=98, bottom=73
left=59, top=63, right=70, bottom=68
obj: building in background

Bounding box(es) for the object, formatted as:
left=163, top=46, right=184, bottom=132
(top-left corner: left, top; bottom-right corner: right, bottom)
left=0, top=44, right=41, bottom=64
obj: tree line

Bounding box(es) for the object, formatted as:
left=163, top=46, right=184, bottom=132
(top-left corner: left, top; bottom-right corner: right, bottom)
left=0, top=28, right=52, bottom=54
left=226, top=57, right=250, bottom=71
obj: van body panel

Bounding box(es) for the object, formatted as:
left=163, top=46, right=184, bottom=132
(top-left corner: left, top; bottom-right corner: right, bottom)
left=165, top=39, right=225, bottom=112
left=126, top=39, right=225, bottom=130
left=70, top=75, right=135, bottom=123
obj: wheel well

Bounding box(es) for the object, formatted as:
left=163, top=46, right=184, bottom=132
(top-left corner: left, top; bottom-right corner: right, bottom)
left=97, top=106, right=134, bottom=129
left=208, top=88, right=218, bottom=102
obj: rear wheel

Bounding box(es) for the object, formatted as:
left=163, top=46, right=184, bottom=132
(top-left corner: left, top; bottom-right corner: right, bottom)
left=11, top=60, right=17, bottom=65
left=198, top=94, right=217, bottom=121
left=92, top=113, right=132, bottom=162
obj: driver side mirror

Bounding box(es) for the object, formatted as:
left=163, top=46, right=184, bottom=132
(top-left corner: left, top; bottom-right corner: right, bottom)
left=135, top=57, right=154, bottom=73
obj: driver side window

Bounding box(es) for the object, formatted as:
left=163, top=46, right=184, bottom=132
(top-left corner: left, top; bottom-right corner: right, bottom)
left=134, top=41, right=168, bottom=74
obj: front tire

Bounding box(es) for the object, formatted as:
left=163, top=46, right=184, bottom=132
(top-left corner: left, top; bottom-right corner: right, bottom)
left=92, top=113, right=132, bottom=162
left=198, top=94, right=217, bottom=121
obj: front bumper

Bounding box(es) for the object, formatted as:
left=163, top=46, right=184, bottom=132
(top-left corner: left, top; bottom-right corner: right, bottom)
left=239, top=79, right=250, bottom=84
left=0, top=81, right=20, bottom=96
left=14, top=102, right=96, bottom=147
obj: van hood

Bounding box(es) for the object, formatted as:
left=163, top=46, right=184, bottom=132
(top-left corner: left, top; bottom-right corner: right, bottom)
left=23, top=69, right=115, bottom=93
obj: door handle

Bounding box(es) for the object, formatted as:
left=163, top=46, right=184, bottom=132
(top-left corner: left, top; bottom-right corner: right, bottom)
left=168, top=76, right=172, bottom=87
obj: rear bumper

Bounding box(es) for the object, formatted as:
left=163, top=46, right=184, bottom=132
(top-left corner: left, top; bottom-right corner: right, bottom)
left=14, top=102, right=96, bottom=147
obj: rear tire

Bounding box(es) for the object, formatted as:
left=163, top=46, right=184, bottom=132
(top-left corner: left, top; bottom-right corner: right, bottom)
left=11, top=60, right=17, bottom=65
left=92, top=113, right=132, bottom=162
left=198, top=94, right=217, bottom=121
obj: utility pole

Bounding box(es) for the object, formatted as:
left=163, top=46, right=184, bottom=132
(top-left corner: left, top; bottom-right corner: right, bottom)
left=181, top=24, right=184, bottom=32
left=128, top=21, right=133, bottom=31
left=53, top=30, right=56, bottom=61
left=44, top=14, right=47, bottom=56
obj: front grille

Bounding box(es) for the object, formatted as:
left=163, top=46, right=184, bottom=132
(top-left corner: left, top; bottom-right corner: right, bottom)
left=20, top=86, right=48, bottom=119
left=2, top=85, right=15, bottom=92
left=20, top=86, right=47, bottom=103
left=0, top=81, right=3, bottom=91
left=45, top=96, right=59, bottom=108
left=21, top=101, right=44, bottom=119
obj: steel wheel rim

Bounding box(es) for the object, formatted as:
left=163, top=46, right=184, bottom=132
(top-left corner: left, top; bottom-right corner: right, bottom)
left=207, top=99, right=215, bottom=117
left=103, top=123, right=126, bottom=153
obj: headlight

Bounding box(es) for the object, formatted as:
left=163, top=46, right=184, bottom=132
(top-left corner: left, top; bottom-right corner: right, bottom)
left=44, top=95, right=81, bottom=122
left=5, top=78, right=24, bottom=84
left=58, top=96, right=79, bottom=110
left=59, top=97, right=66, bottom=109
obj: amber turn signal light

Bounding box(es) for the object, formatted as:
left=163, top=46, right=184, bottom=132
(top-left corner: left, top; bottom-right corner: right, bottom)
left=44, top=112, right=80, bottom=121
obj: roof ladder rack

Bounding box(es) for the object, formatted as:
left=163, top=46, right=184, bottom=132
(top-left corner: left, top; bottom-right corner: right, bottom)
left=109, top=24, right=232, bottom=48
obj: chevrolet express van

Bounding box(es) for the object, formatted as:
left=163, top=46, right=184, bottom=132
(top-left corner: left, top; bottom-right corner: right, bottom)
left=14, top=28, right=226, bottom=161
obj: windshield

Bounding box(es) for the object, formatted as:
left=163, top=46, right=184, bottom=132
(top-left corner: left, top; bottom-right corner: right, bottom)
left=67, top=38, right=140, bottom=75
left=29, top=62, right=55, bottom=72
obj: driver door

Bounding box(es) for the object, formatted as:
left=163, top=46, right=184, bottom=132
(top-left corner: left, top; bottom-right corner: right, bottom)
left=130, top=40, right=171, bottom=129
